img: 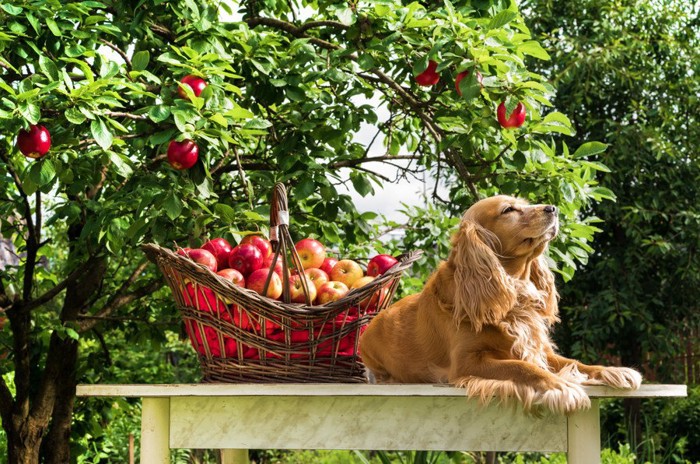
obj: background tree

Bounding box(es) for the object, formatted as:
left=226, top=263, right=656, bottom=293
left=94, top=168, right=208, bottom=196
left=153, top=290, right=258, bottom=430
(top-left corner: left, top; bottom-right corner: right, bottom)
left=522, top=0, right=700, bottom=454
left=1, top=0, right=605, bottom=462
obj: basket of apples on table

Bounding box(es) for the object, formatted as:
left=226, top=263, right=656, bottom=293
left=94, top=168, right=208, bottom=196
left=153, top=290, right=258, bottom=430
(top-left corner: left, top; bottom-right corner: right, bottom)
left=142, top=183, right=421, bottom=383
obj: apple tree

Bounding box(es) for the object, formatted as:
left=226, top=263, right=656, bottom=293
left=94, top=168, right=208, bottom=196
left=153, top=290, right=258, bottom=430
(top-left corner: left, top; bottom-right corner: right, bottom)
left=0, top=0, right=607, bottom=461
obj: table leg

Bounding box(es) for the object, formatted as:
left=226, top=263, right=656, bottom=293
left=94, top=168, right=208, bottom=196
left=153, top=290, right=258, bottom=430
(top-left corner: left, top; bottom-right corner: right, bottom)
left=567, top=399, right=601, bottom=464
left=141, top=397, right=170, bottom=464
left=220, top=449, right=250, bottom=464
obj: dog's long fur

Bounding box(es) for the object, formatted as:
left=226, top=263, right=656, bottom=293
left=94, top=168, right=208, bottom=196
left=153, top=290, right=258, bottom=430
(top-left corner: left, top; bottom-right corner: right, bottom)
left=359, top=195, right=642, bottom=414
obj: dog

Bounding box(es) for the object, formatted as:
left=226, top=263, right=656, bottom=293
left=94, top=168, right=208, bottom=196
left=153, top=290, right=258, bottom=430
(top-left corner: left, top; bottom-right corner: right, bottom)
left=359, top=195, right=642, bottom=414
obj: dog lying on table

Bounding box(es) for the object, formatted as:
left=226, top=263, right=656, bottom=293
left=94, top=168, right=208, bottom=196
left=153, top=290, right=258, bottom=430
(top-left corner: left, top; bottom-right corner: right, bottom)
left=359, top=195, right=641, bottom=414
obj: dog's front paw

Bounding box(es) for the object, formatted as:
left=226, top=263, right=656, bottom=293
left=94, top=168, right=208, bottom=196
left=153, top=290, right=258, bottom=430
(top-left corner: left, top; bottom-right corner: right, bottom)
left=537, top=381, right=591, bottom=415
left=584, top=367, right=642, bottom=390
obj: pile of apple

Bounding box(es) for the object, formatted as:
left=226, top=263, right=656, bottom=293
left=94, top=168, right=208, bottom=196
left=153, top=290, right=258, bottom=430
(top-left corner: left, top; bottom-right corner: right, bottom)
left=175, top=235, right=399, bottom=359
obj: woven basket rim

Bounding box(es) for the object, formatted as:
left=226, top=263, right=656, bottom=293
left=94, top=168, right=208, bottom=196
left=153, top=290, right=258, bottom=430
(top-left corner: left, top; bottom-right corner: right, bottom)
left=142, top=242, right=422, bottom=314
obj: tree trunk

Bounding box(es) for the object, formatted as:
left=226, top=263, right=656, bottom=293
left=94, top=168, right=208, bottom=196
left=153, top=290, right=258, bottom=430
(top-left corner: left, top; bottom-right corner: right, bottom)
left=6, top=420, right=43, bottom=464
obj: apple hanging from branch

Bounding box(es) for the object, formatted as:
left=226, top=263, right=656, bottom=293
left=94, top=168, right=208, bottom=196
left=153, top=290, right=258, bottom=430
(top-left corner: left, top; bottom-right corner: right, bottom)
left=177, top=74, right=208, bottom=100
left=167, top=139, right=199, bottom=170
left=497, top=101, right=526, bottom=129
left=17, top=125, right=51, bottom=159
left=415, top=60, right=440, bottom=87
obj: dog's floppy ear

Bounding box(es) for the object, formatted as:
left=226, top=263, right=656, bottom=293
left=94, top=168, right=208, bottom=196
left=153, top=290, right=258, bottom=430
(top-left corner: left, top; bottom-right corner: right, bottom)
left=529, top=255, right=560, bottom=325
left=449, top=220, right=516, bottom=332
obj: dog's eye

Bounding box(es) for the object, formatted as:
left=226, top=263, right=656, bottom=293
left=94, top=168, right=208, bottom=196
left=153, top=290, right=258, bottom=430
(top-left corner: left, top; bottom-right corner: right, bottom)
left=502, top=206, right=516, bottom=214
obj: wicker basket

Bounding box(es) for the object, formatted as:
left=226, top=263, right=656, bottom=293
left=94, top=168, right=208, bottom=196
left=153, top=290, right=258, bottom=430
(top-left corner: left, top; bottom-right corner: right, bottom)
left=143, top=183, right=421, bottom=383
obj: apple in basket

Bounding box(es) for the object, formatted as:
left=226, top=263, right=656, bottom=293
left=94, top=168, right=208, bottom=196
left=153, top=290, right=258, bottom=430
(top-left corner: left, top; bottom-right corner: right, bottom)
left=217, top=268, right=245, bottom=287
left=228, top=244, right=263, bottom=276
left=316, top=281, right=349, bottom=305
left=304, top=268, right=329, bottom=291
left=240, top=234, right=272, bottom=259
left=262, top=254, right=285, bottom=277
left=184, top=248, right=218, bottom=272
left=294, top=238, right=326, bottom=269
left=289, top=274, right=317, bottom=304
left=319, top=257, right=338, bottom=275
left=246, top=268, right=283, bottom=300
left=202, top=238, right=233, bottom=270
left=367, top=254, right=398, bottom=277
left=351, top=276, right=389, bottom=310
left=330, top=259, right=364, bottom=288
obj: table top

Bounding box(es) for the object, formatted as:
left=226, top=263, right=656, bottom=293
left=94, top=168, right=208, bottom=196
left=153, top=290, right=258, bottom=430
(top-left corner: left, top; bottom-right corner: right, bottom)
left=76, top=383, right=687, bottom=398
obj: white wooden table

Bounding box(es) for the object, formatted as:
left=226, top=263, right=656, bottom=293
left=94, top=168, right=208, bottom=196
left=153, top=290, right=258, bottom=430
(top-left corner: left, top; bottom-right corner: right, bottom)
left=76, top=383, right=686, bottom=464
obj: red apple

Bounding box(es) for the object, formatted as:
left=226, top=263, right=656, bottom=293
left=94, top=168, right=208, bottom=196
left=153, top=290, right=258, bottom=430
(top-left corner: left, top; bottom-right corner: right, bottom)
left=455, top=70, right=483, bottom=96
left=289, top=274, right=317, bottom=304
left=240, top=234, right=272, bottom=259
left=330, top=259, right=364, bottom=288
left=367, top=254, right=399, bottom=277
left=186, top=248, right=217, bottom=272
left=294, top=238, right=326, bottom=269
left=202, top=238, right=233, bottom=270
left=415, top=60, right=440, bottom=87
left=167, top=139, right=199, bottom=170
left=246, top=268, right=283, bottom=300
left=262, top=254, right=285, bottom=277
left=316, top=281, right=350, bottom=305
left=216, top=268, right=245, bottom=287
left=319, top=257, right=338, bottom=275
left=304, top=268, right=329, bottom=291
left=177, top=74, right=208, bottom=99
left=351, top=276, right=390, bottom=309
left=228, top=244, right=263, bottom=277
left=176, top=247, right=192, bottom=257
left=497, top=101, right=526, bottom=129
left=17, top=125, right=51, bottom=159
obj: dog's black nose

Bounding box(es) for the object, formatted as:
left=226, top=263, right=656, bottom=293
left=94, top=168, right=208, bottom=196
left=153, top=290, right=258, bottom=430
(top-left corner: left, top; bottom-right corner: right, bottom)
left=544, top=205, right=557, bottom=214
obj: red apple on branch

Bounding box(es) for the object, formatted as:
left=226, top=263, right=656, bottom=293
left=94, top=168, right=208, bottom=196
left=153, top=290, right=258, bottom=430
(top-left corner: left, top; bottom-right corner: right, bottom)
left=17, top=125, right=51, bottom=159
left=246, top=268, right=283, bottom=300
left=167, top=139, right=199, bottom=170
left=455, top=70, right=483, bottom=96
left=415, top=60, right=440, bottom=87
left=367, top=254, right=399, bottom=277
left=228, top=244, right=263, bottom=277
left=294, top=238, right=326, bottom=269
left=330, top=259, right=364, bottom=288
left=497, top=101, right=526, bottom=129
left=316, top=281, right=350, bottom=305
left=202, top=238, right=233, bottom=270
left=240, top=234, right=272, bottom=259
left=177, top=74, right=208, bottom=100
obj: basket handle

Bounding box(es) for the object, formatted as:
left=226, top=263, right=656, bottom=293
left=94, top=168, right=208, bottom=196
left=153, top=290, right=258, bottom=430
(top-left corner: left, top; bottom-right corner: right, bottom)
left=263, top=183, right=314, bottom=305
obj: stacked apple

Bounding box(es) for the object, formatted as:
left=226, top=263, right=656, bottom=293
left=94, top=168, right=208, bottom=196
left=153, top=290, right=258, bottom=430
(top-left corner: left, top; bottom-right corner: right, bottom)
left=174, top=235, right=400, bottom=359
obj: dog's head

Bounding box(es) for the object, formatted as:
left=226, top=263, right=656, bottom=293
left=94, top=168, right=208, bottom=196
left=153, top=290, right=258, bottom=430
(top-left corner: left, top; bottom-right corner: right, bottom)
left=448, top=195, right=559, bottom=331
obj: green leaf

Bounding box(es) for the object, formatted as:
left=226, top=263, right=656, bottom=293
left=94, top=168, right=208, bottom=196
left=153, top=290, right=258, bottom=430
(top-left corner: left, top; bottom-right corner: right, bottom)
left=295, top=177, right=316, bottom=198
left=148, top=105, right=171, bottom=123
left=45, top=18, right=62, bottom=36
left=242, top=119, right=272, bottom=130
left=28, top=159, right=56, bottom=187
left=351, top=173, right=373, bottom=197
left=489, top=10, right=517, bottom=29
left=163, top=193, right=183, bottom=221
left=108, top=151, right=133, bottom=178
left=518, top=41, right=551, bottom=61
left=573, top=141, right=608, bottom=158
left=209, top=113, right=228, bottom=127
left=90, top=119, right=113, bottom=150
left=214, top=203, right=237, bottom=224
left=18, top=103, right=41, bottom=124
left=132, top=50, right=150, bottom=71
left=38, top=55, right=60, bottom=81
left=1, top=4, right=23, bottom=15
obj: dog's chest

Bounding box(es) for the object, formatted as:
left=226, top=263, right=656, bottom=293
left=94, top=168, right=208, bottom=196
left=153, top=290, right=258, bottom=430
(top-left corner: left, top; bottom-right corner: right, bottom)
left=500, top=309, right=552, bottom=370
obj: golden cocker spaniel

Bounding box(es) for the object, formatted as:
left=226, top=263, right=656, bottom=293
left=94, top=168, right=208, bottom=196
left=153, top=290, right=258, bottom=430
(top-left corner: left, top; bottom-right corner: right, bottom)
left=359, top=195, right=642, bottom=414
